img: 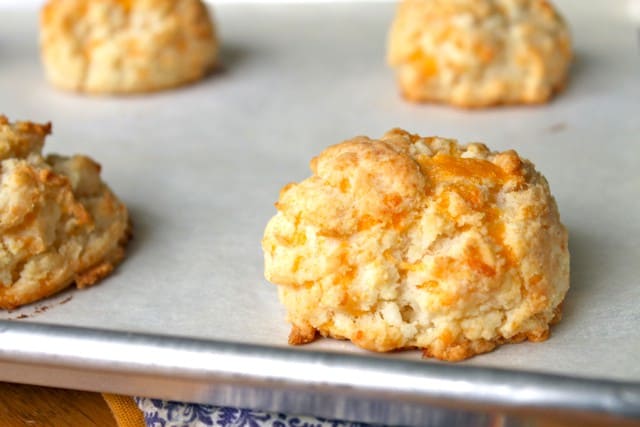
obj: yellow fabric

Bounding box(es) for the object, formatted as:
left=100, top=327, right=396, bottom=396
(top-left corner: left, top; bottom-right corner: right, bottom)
left=102, top=393, right=146, bottom=427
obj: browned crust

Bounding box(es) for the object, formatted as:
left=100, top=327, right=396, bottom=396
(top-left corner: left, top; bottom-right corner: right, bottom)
left=0, top=115, right=52, bottom=135
left=421, top=327, right=553, bottom=361
left=0, top=222, right=132, bottom=310
left=48, top=65, right=219, bottom=97
left=422, top=338, right=497, bottom=362
left=289, top=305, right=564, bottom=362
left=288, top=323, right=317, bottom=345
left=288, top=320, right=557, bottom=362
left=74, top=220, right=132, bottom=289
left=397, top=75, right=569, bottom=109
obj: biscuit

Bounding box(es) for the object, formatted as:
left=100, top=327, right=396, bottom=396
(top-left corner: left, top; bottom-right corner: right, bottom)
left=387, top=0, right=572, bottom=107
left=262, top=129, right=569, bottom=361
left=0, top=116, right=130, bottom=309
left=40, top=0, right=218, bottom=94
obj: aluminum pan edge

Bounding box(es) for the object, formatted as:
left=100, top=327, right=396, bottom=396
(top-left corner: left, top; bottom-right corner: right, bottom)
left=0, top=320, right=638, bottom=425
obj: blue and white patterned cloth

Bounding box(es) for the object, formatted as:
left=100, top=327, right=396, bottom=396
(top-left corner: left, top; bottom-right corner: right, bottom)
left=135, top=398, right=372, bottom=427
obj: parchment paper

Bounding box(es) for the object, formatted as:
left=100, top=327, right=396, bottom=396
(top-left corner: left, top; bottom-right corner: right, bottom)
left=0, top=0, right=638, bottom=383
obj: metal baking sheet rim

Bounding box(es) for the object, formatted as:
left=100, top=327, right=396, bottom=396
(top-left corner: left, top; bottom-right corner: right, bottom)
left=1, top=320, right=639, bottom=425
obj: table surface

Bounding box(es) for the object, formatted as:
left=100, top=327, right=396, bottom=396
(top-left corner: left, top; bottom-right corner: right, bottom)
left=0, top=382, right=117, bottom=427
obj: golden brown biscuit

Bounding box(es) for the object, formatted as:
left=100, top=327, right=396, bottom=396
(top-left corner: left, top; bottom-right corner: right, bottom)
left=262, top=129, right=569, bottom=361
left=387, top=0, right=572, bottom=107
left=0, top=116, right=130, bottom=309
left=40, top=0, right=218, bottom=94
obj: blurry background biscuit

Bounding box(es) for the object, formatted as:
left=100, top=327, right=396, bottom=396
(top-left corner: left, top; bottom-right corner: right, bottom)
left=0, top=116, right=130, bottom=309
left=263, top=129, right=569, bottom=361
left=388, top=0, right=572, bottom=107
left=40, top=0, right=218, bottom=94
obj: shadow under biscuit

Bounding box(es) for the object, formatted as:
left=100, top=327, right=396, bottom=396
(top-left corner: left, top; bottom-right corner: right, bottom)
left=119, top=202, right=154, bottom=262
left=212, top=42, right=254, bottom=76
left=563, top=50, right=590, bottom=96
left=220, top=44, right=253, bottom=70
left=0, top=42, right=34, bottom=70
left=563, top=48, right=633, bottom=99
left=561, top=226, right=610, bottom=323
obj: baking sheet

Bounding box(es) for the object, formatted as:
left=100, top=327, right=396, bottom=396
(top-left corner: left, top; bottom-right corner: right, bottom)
left=0, top=0, right=639, bottom=418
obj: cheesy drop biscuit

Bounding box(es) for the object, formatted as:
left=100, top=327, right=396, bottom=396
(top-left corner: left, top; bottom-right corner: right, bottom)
left=388, top=0, right=572, bottom=107
left=40, top=0, right=218, bottom=94
left=262, top=129, right=569, bottom=361
left=0, top=116, right=130, bottom=309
